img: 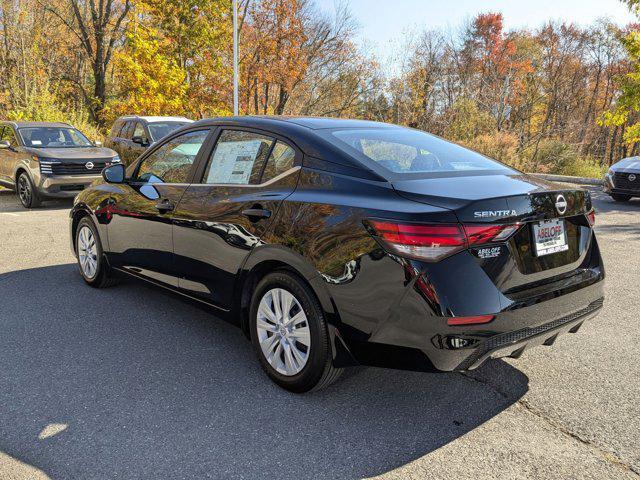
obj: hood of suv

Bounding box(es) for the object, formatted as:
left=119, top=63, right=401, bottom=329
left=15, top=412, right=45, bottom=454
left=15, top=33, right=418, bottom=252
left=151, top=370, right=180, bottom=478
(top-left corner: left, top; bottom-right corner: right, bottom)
left=25, top=146, right=117, bottom=160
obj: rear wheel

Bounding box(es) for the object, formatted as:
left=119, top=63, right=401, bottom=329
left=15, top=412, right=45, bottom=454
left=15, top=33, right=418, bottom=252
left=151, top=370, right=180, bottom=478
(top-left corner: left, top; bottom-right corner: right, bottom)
left=610, top=193, right=632, bottom=202
left=249, top=271, right=341, bottom=393
left=75, top=217, right=118, bottom=288
left=17, top=172, right=41, bottom=208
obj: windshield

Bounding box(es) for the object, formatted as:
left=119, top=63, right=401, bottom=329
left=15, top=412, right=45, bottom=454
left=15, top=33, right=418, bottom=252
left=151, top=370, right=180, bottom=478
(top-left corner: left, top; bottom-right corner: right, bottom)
left=328, top=128, right=516, bottom=178
left=19, top=127, right=92, bottom=148
left=147, top=122, right=188, bottom=142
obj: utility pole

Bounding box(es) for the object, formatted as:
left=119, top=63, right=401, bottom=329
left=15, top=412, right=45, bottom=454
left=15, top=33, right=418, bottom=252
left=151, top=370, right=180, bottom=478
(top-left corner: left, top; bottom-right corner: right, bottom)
left=233, top=0, right=239, bottom=116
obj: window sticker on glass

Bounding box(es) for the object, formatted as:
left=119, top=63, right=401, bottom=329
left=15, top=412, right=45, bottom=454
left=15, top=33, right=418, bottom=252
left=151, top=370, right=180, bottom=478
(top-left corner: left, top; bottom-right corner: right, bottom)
left=205, top=131, right=274, bottom=185
left=213, top=140, right=262, bottom=183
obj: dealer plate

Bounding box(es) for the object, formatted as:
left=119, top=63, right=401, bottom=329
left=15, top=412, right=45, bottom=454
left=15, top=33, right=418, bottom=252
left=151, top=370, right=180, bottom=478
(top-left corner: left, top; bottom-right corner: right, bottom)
left=533, top=219, right=568, bottom=256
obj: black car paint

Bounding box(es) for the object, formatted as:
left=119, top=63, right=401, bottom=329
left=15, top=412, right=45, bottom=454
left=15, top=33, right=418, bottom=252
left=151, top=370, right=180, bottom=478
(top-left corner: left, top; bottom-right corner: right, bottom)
left=70, top=116, right=605, bottom=373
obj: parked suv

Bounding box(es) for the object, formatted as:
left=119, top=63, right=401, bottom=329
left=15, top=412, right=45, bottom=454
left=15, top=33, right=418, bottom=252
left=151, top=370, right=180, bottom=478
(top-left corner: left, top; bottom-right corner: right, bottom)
left=105, top=116, right=193, bottom=165
left=0, top=121, right=120, bottom=208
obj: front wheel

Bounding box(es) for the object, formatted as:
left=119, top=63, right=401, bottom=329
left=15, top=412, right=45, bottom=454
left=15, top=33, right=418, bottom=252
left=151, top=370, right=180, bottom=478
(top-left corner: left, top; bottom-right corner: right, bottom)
left=17, top=172, right=41, bottom=208
left=75, top=217, right=118, bottom=288
left=249, top=271, right=342, bottom=393
left=610, top=194, right=632, bottom=202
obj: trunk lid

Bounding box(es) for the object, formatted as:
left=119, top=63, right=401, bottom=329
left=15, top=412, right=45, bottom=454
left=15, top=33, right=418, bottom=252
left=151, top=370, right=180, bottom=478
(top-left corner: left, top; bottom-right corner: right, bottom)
left=392, top=173, right=595, bottom=295
left=391, top=173, right=591, bottom=221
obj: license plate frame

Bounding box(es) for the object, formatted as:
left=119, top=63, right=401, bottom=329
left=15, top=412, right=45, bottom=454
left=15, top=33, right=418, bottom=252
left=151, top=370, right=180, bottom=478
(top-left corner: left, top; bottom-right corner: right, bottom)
left=532, top=219, right=569, bottom=257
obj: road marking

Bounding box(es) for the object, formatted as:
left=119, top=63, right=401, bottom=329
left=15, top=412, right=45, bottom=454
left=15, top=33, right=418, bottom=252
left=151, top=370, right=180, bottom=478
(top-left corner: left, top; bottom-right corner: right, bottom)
left=0, top=212, right=20, bottom=216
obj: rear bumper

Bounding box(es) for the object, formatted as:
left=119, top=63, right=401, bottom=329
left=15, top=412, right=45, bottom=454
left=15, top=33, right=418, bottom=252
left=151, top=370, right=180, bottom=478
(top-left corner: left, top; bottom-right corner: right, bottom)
left=456, top=297, right=603, bottom=370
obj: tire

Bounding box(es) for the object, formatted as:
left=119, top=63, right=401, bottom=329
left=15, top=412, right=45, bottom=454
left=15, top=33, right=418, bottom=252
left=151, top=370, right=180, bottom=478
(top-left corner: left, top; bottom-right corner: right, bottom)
left=610, top=194, right=632, bottom=202
left=249, top=270, right=342, bottom=393
left=75, top=216, right=119, bottom=288
left=16, top=172, right=41, bottom=208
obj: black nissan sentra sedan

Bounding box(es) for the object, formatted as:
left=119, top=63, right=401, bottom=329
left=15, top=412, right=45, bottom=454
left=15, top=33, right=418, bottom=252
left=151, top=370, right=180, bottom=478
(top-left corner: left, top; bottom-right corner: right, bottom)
left=70, top=117, right=605, bottom=392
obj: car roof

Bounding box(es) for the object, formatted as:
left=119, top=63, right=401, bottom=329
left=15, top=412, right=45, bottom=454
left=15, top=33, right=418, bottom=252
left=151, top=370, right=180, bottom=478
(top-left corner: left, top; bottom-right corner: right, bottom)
left=117, top=115, right=193, bottom=124
left=1, top=121, right=73, bottom=128
left=191, top=115, right=398, bottom=131
left=188, top=116, right=400, bottom=181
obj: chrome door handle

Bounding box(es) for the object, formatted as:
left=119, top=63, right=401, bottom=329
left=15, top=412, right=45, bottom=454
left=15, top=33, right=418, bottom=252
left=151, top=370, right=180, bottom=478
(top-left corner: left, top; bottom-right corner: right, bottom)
left=242, top=207, right=271, bottom=220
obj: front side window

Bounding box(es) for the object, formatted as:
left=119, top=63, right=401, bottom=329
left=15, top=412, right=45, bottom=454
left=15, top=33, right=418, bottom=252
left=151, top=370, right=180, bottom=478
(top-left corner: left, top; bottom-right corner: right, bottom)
left=136, top=130, right=209, bottom=184
left=204, top=130, right=274, bottom=185
left=328, top=128, right=516, bottom=178
left=18, top=127, right=92, bottom=148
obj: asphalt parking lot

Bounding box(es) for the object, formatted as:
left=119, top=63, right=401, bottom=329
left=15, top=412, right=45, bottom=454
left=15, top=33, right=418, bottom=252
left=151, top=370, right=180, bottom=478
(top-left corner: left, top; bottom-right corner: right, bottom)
left=0, top=187, right=639, bottom=480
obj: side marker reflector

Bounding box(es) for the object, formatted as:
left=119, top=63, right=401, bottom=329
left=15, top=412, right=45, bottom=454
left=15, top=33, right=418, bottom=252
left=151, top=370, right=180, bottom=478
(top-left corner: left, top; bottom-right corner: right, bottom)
left=447, top=315, right=494, bottom=326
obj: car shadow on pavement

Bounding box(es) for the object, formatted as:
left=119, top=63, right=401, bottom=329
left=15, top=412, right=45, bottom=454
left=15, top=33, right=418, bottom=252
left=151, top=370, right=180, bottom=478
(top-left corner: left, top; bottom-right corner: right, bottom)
left=0, top=190, right=72, bottom=213
left=0, top=264, right=529, bottom=480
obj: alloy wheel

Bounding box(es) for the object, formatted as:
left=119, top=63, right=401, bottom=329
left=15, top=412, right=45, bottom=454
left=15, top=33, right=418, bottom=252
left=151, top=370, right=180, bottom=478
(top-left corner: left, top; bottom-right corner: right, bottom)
left=18, top=175, right=31, bottom=206
left=256, top=288, right=311, bottom=376
left=77, top=225, right=98, bottom=279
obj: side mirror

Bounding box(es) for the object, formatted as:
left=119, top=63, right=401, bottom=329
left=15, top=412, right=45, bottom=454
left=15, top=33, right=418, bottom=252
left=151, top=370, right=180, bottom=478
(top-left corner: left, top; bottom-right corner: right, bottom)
left=0, top=140, right=10, bottom=149
left=102, top=163, right=126, bottom=184
left=132, top=136, right=149, bottom=147
left=94, top=140, right=103, bottom=147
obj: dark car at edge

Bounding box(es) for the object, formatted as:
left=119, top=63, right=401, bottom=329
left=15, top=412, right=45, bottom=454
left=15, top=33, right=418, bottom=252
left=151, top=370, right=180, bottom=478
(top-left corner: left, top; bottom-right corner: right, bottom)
left=69, top=116, right=605, bottom=392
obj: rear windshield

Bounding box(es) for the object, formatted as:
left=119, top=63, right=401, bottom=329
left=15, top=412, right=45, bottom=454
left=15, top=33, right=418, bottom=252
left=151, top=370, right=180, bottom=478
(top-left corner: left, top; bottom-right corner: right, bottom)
left=19, top=127, right=92, bottom=148
left=147, top=122, right=189, bottom=142
left=328, top=128, right=515, bottom=178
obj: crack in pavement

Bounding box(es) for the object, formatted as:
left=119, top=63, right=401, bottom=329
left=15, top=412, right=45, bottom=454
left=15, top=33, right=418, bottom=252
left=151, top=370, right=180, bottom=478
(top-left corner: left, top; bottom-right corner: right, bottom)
left=460, top=371, right=640, bottom=477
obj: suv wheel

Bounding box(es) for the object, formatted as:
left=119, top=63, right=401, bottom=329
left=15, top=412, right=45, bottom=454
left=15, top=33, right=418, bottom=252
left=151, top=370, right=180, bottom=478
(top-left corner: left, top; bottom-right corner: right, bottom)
left=17, top=172, right=41, bottom=208
left=610, top=193, right=632, bottom=202
left=249, top=271, right=342, bottom=393
left=75, top=217, right=119, bottom=288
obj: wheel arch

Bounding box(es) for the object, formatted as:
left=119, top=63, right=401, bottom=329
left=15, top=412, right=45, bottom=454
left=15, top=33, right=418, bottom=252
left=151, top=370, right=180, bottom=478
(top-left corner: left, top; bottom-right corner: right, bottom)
left=236, top=246, right=338, bottom=338
left=70, top=204, right=99, bottom=253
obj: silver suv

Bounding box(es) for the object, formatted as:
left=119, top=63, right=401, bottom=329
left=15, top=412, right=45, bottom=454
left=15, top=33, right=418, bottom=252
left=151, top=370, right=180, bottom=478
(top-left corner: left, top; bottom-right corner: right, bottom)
left=0, top=121, right=120, bottom=208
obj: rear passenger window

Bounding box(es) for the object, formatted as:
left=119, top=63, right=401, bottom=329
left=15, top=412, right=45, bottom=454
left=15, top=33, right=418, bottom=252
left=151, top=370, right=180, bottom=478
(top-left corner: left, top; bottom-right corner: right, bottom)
left=121, top=121, right=135, bottom=139
left=203, top=130, right=274, bottom=185
left=262, top=141, right=296, bottom=182
left=110, top=121, right=123, bottom=137
left=133, top=122, right=145, bottom=138
left=0, top=126, right=17, bottom=144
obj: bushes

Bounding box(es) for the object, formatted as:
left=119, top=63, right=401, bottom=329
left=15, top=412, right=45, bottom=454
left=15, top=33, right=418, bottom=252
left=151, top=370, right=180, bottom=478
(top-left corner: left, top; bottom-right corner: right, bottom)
left=459, top=133, right=606, bottom=178
left=522, top=139, right=606, bottom=178
left=461, top=132, right=523, bottom=170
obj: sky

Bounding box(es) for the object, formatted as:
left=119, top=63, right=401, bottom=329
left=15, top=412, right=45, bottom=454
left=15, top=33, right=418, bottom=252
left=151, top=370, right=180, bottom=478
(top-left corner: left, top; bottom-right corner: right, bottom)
left=316, top=0, right=637, bottom=70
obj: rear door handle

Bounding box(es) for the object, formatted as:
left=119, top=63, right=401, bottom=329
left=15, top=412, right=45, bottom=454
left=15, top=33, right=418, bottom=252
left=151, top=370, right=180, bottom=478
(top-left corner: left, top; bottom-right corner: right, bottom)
left=242, top=207, right=271, bottom=220
left=155, top=199, right=175, bottom=213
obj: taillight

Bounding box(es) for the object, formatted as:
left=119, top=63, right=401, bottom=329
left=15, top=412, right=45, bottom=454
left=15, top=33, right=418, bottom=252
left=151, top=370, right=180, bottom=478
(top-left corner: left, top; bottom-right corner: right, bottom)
left=368, top=221, right=466, bottom=261
left=586, top=210, right=596, bottom=227
left=368, top=220, right=520, bottom=262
